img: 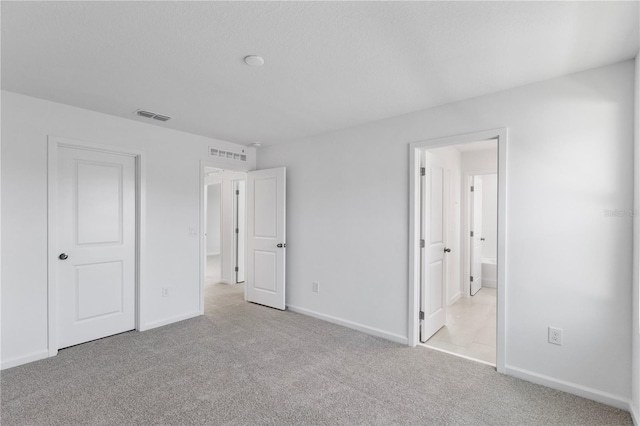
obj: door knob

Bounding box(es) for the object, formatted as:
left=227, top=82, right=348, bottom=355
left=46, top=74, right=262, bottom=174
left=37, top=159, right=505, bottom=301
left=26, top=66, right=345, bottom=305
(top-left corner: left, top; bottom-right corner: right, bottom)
left=277, top=243, right=287, bottom=248
left=444, top=248, right=451, bottom=253
left=59, top=253, right=69, bottom=260
left=480, top=237, right=485, bottom=241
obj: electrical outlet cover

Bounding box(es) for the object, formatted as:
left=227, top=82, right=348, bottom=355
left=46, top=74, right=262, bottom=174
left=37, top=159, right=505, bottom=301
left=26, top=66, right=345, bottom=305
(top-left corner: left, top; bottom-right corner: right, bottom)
left=548, top=327, right=562, bottom=345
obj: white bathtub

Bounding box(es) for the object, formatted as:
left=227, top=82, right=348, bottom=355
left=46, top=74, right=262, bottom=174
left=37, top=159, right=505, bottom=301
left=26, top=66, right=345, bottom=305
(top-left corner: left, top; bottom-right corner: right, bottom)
left=481, top=258, right=497, bottom=288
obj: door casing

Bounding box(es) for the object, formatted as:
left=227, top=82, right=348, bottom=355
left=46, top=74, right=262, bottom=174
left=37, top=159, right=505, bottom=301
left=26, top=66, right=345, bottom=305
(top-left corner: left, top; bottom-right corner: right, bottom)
left=47, top=136, right=145, bottom=357
left=408, top=128, right=508, bottom=373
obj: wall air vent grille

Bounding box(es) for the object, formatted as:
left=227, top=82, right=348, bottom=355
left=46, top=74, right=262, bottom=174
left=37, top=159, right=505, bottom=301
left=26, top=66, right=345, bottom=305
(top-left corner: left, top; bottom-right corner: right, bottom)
left=135, top=109, right=172, bottom=121
left=209, top=147, right=247, bottom=162
left=136, top=110, right=155, bottom=118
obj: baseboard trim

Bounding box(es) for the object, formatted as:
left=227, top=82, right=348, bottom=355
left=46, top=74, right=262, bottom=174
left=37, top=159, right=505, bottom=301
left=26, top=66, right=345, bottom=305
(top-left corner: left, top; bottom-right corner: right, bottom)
left=286, top=305, right=407, bottom=345
left=630, top=401, right=639, bottom=425
left=449, top=292, right=462, bottom=305
left=1, top=349, right=49, bottom=370
left=505, top=365, right=630, bottom=411
left=139, top=311, right=201, bottom=331
left=482, top=279, right=496, bottom=288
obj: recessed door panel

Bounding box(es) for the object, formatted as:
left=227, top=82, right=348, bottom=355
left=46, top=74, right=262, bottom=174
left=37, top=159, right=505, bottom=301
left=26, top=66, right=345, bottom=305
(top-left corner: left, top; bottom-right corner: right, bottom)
left=76, top=261, right=123, bottom=321
left=253, top=177, right=277, bottom=238
left=77, top=162, right=122, bottom=245
left=254, top=251, right=277, bottom=293
left=429, top=260, right=444, bottom=315
left=429, top=167, right=444, bottom=244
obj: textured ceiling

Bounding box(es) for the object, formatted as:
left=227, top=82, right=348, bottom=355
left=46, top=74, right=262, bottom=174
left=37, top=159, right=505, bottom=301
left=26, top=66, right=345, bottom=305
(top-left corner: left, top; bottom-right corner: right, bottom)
left=2, top=1, right=638, bottom=146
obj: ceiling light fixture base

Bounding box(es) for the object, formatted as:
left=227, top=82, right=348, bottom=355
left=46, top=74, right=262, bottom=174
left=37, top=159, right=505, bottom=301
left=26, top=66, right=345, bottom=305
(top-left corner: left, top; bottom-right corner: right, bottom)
left=244, top=55, right=264, bottom=67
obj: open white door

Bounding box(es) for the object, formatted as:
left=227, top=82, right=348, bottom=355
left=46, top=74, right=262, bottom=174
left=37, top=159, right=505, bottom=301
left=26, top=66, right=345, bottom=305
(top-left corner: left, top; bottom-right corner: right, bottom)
left=420, top=153, right=448, bottom=342
left=234, top=180, right=246, bottom=283
left=246, top=167, right=286, bottom=310
left=470, top=176, right=483, bottom=296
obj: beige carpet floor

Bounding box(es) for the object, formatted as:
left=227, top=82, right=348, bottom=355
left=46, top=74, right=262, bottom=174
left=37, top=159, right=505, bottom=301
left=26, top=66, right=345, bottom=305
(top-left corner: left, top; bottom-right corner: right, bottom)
left=0, top=282, right=632, bottom=425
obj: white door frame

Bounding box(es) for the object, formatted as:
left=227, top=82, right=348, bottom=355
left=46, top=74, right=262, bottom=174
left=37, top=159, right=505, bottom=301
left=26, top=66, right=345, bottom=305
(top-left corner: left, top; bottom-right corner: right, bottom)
left=199, top=160, right=251, bottom=314
left=462, top=170, right=497, bottom=298
left=408, top=128, right=508, bottom=373
left=47, top=135, right=146, bottom=357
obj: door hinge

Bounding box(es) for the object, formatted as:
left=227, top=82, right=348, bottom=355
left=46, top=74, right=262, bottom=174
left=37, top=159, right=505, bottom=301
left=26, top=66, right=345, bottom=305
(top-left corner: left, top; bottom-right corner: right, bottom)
left=235, top=228, right=239, bottom=234
left=420, top=239, right=425, bottom=248
left=236, top=190, right=240, bottom=195
left=420, top=167, right=425, bottom=176
left=470, top=186, right=474, bottom=192
left=470, top=276, right=474, bottom=282
left=235, top=266, right=239, bottom=272
left=419, top=311, right=425, bottom=320
left=470, top=231, right=474, bottom=237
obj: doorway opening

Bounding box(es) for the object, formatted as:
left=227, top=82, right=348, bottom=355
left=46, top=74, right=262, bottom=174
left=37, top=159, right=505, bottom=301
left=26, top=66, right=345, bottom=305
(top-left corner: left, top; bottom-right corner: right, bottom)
left=408, top=128, right=507, bottom=372
left=203, top=167, right=247, bottom=313
left=199, top=162, right=287, bottom=315
left=420, top=141, right=497, bottom=365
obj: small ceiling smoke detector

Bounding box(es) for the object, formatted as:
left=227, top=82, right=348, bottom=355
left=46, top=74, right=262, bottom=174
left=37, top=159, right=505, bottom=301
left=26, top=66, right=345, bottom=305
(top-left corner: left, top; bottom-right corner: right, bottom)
left=251, top=141, right=262, bottom=148
left=244, top=55, right=264, bottom=67
left=135, top=109, right=172, bottom=122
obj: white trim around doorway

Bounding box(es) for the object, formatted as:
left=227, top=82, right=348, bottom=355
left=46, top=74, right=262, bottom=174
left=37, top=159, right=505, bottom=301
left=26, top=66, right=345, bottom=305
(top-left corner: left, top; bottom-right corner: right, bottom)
left=46, top=135, right=146, bottom=356
left=408, top=128, right=508, bottom=373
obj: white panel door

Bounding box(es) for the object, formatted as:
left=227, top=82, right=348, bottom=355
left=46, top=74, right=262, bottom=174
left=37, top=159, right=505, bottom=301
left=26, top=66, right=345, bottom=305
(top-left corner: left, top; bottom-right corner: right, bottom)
left=235, top=180, right=246, bottom=283
left=246, top=168, right=286, bottom=310
left=57, top=146, right=136, bottom=349
left=420, top=153, right=448, bottom=342
left=470, top=176, right=483, bottom=296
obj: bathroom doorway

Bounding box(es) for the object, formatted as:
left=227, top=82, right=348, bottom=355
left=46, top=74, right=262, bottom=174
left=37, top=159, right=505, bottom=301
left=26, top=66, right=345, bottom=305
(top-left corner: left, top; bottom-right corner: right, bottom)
left=419, top=139, right=499, bottom=365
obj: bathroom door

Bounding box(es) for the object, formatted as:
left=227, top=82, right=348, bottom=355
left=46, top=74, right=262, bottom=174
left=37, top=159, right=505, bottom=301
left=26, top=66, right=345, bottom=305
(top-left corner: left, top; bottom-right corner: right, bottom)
left=420, top=152, right=449, bottom=342
left=470, top=176, right=483, bottom=296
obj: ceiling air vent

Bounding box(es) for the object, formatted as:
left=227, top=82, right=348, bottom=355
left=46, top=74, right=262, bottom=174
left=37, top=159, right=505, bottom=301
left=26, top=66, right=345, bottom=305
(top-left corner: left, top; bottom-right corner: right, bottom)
left=135, top=109, right=172, bottom=122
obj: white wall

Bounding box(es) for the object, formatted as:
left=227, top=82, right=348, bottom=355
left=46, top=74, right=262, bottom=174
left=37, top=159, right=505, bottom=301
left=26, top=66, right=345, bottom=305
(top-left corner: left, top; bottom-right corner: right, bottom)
left=481, top=173, right=498, bottom=260
left=1, top=91, right=256, bottom=369
left=258, top=61, right=634, bottom=404
left=206, top=184, right=221, bottom=255
left=426, top=146, right=462, bottom=304
left=632, top=52, right=639, bottom=422
left=461, top=149, right=498, bottom=172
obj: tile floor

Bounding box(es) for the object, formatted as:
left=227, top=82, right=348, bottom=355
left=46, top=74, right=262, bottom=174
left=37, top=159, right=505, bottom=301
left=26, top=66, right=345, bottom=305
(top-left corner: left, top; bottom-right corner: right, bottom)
left=425, top=287, right=496, bottom=365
